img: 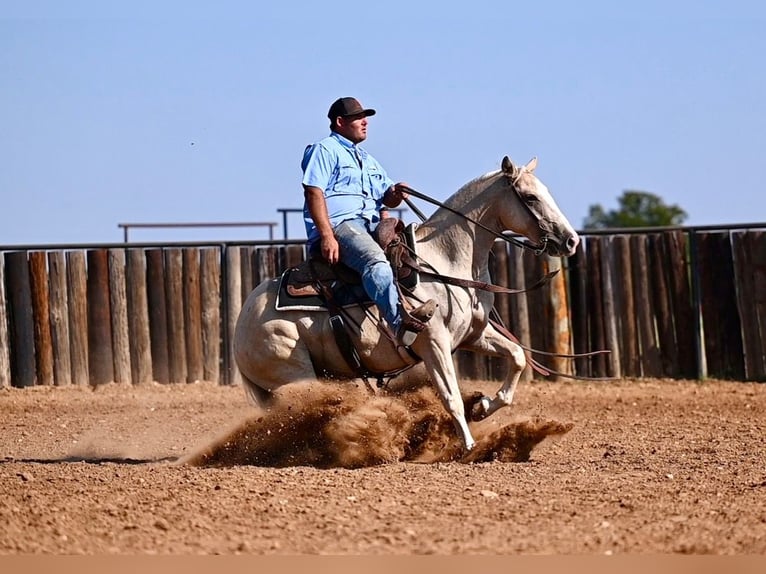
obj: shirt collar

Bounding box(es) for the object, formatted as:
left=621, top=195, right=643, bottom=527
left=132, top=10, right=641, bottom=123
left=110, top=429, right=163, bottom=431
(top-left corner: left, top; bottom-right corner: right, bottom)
left=331, top=132, right=364, bottom=157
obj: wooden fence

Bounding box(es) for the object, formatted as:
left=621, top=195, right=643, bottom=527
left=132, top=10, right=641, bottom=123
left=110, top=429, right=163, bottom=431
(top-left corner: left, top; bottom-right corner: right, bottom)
left=1, top=226, right=765, bottom=388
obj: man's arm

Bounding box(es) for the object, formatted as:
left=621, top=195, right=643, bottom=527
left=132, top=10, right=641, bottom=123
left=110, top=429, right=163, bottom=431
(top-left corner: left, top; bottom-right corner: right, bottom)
left=303, top=185, right=339, bottom=264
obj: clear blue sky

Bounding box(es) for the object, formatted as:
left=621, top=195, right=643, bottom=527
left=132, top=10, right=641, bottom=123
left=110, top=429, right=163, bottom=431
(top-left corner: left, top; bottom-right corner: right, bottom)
left=2, top=1, right=765, bottom=245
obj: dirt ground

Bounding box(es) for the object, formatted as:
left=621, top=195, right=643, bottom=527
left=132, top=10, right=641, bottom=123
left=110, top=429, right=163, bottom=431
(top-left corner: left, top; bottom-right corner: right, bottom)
left=1, top=376, right=765, bottom=555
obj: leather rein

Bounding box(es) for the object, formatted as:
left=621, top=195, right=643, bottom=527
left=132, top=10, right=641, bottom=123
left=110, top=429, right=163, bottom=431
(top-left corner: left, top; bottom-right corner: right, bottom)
left=399, top=169, right=551, bottom=256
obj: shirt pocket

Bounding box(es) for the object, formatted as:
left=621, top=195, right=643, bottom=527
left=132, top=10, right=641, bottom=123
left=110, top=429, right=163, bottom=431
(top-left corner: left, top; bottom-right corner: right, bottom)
left=332, top=164, right=362, bottom=194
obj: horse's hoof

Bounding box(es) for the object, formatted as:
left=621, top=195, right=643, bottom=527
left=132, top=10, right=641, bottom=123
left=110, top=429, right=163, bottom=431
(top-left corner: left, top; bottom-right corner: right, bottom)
left=467, top=394, right=491, bottom=422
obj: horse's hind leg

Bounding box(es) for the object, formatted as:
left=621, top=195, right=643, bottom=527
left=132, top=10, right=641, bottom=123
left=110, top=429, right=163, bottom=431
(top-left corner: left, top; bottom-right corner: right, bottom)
left=241, top=374, right=275, bottom=408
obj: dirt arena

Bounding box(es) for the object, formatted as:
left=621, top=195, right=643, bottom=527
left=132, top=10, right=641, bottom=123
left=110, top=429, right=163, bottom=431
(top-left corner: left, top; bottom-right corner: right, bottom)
left=1, top=376, right=765, bottom=555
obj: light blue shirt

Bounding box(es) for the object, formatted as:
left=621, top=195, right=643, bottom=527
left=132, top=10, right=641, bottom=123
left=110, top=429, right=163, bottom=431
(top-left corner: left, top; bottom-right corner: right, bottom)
left=301, top=132, right=394, bottom=246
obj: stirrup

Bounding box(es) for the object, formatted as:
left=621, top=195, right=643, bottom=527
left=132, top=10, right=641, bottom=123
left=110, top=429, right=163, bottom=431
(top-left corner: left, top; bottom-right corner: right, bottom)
left=409, top=299, right=437, bottom=323
left=397, top=299, right=438, bottom=346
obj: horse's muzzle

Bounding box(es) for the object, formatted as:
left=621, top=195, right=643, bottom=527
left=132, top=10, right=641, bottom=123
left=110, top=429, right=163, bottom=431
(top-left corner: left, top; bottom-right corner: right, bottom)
left=545, top=232, right=580, bottom=257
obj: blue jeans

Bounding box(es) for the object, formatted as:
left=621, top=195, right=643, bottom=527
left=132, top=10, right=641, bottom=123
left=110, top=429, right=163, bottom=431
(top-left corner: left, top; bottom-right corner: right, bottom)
left=334, top=219, right=401, bottom=329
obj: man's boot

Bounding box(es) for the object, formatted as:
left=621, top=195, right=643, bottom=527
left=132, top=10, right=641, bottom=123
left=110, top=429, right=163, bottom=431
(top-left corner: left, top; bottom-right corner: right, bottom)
left=397, top=299, right=438, bottom=347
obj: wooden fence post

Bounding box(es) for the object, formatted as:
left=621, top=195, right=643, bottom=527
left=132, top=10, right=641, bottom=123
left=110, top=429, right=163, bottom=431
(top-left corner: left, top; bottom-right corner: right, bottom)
left=126, top=249, right=153, bottom=384
left=108, top=249, right=131, bottom=384
left=613, top=235, right=639, bottom=377
left=87, top=249, right=114, bottom=385
left=732, top=231, right=766, bottom=380
left=507, top=246, right=531, bottom=383
left=240, top=246, right=254, bottom=301
left=66, top=251, right=89, bottom=385
left=648, top=234, right=676, bottom=377
left=183, top=248, right=204, bottom=383
left=665, top=231, right=697, bottom=379
left=5, top=252, right=36, bottom=387
left=164, top=248, right=187, bottom=384
left=200, top=248, right=221, bottom=383
left=696, top=232, right=744, bottom=379
left=48, top=251, right=72, bottom=386
left=630, top=235, right=659, bottom=377
left=750, top=231, right=766, bottom=380
left=146, top=249, right=169, bottom=383
left=586, top=238, right=606, bottom=378
left=568, top=242, right=589, bottom=377
left=29, top=251, right=54, bottom=386
left=225, top=246, right=243, bottom=386
left=599, top=236, right=621, bottom=378
left=545, top=254, right=572, bottom=377
left=0, top=258, right=11, bottom=388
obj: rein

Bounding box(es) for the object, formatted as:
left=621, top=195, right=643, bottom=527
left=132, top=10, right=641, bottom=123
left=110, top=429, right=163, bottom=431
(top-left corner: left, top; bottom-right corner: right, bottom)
left=400, top=181, right=549, bottom=255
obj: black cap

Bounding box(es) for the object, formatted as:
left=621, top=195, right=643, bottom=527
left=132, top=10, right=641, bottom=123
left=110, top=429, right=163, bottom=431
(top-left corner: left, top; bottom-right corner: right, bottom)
left=327, top=97, right=376, bottom=120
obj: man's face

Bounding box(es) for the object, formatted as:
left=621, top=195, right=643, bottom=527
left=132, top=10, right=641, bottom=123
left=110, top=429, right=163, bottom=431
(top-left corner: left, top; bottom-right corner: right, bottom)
left=336, top=113, right=368, bottom=144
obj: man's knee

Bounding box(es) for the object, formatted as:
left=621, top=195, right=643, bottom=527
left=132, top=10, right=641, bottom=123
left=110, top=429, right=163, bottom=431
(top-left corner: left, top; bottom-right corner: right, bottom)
left=363, top=259, right=394, bottom=284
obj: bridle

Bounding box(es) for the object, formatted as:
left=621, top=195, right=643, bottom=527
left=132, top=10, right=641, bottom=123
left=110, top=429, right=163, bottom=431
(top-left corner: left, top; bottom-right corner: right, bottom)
left=399, top=169, right=553, bottom=256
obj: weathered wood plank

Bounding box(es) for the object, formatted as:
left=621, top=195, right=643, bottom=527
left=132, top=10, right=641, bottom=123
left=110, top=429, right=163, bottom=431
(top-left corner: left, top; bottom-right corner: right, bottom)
left=732, top=231, right=765, bottom=380
left=5, top=252, right=36, bottom=387
left=48, top=251, right=72, bottom=386
left=665, top=231, right=697, bottom=379
left=66, top=251, right=89, bottom=385
left=0, top=257, right=12, bottom=388
left=648, top=234, right=676, bottom=377
left=164, top=248, right=187, bottom=384
left=183, top=248, right=204, bottom=383
left=255, top=247, right=278, bottom=285
left=522, top=249, right=547, bottom=378
left=696, top=232, right=744, bottom=379
left=285, top=244, right=305, bottom=271
left=126, top=249, right=153, bottom=384
left=545, top=254, right=572, bottom=378
left=613, top=235, right=639, bottom=377
left=568, top=242, right=589, bottom=377
left=146, top=249, right=169, bottom=383
left=87, top=249, right=114, bottom=385
left=108, top=249, right=131, bottom=384
left=750, top=231, right=766, bottom=380
left=240, top=246, right=254, bottom=304
left=200, top=248, right=221, bottom=383
left=29, top=251, right=54, bottom=386
left=224, top=246, right=243, bottom=386
left=506, top=245, right=531, bottom=383
left=599, top=237, right=621, bottom=378
left=586, top=238, right=606, bottom=378
left=630, top=234, right=659, bottom=377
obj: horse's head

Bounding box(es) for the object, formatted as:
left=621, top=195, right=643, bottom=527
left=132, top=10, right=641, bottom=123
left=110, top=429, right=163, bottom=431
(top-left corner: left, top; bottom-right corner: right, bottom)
left=500, top=156, right=579, bottom=257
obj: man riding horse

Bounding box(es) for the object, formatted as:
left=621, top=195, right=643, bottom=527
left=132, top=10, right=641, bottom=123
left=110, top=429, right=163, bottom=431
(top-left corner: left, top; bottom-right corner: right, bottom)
left=301, top=96, right=437, bottom=347
left=236, top=97, right=579, bottom=453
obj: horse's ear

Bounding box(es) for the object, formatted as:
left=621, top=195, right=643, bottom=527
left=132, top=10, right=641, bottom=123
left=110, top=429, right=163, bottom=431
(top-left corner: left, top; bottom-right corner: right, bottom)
left=502, top=156, right=515, bottom=174
left=525, top=157, right=538, bottom=172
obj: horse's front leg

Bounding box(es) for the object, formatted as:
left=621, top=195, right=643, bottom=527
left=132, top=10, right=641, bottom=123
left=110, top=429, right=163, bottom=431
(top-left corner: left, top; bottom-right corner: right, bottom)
left=459, top=323, right=527, bottom=421
left=417, top=335, right=476, bottom=451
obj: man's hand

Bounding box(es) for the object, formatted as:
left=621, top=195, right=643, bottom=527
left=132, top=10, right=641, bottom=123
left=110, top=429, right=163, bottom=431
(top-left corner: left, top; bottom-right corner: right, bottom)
left=319, top=234, right=340, bottom=264
left=384, top=182, right=410, bottom=207
left=304, top=185, right=339, bottom=263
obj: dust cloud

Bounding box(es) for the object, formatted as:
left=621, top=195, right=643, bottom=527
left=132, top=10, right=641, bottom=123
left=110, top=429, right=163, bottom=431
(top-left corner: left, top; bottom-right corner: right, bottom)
left=182, top=380, right=572, bottom=469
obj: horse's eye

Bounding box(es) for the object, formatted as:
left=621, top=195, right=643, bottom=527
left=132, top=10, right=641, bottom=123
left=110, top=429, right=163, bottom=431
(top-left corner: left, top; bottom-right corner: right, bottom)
left=524, top=195, right=539, bottom=205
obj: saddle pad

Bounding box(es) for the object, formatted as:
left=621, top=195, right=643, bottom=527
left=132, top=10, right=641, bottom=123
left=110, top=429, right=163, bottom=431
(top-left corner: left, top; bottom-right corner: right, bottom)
left=275, top=269, right=372, bottom=312
left=276, top=270, right=325, bottom=311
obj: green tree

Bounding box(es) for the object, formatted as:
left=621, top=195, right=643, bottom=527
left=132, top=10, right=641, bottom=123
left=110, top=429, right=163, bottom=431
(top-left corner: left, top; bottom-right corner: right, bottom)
left=583, top=190, right=688, bottom=229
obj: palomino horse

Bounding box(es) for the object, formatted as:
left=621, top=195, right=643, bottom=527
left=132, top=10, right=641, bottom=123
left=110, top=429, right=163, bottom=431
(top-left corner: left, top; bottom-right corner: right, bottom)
left=234, top=156, right=579, bottom=452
